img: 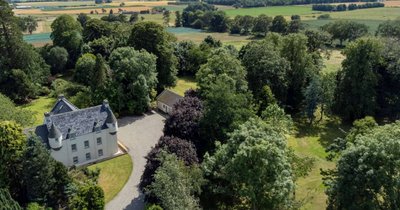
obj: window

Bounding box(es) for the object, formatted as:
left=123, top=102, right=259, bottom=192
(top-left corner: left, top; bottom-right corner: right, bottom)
left=95, top=126, right=101, bottom=133
left=86, top=153, right=91, bottom=160
left=84, top=140, right=89, bottom=149
left=97, top=137, right=102, bottom=145
left=71, top=144, right=77, bottom=152
left=73, top=156, right=78, bottom=164
left=70, top=133, right=76, bottom=140
left=59, top=105, right=63, bottom=110
left=112, top=123, right=115, bottom=128
left=98, top=149, right=103, bottom=157
left=55, top=137, right=59, bottom=142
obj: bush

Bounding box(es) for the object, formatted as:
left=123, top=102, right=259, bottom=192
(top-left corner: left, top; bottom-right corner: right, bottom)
left=318, top=14, right=331, bottom=20
left=144, top=204, right=163, bottom=210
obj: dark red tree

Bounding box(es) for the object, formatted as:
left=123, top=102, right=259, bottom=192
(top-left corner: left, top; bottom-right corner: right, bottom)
left=139, top=135, right=198, bottom=203
left=163, top=89, right=204, bottom=155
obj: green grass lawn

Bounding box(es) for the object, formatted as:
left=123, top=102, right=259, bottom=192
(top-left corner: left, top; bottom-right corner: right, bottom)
left=88, top=154, right=133, bottom=204
left=19, top=96, right=57, bottom=127
left=304, top=18, right=385, bottom=35
left=225, top=6, right=314, bottom=17
left=171, top=75, right=198, bottom=96
left=288, top=114, right=351, bottom=210
left=42, top=5, right=139, bottom=11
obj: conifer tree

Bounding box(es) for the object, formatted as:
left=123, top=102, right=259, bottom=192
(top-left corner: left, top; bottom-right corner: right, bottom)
left=0, top=188, right=22, bottom=210
left=24, top=136, right=56, bottom=204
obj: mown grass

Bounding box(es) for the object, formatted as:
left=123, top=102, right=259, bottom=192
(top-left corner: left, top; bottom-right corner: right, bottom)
left=322, top=49, right=344, bottom=73
left=171, top=75, right=197, bottom=96
left=19, top=96, right=57, bottom=127
left=288, top=114, right=351, bottom=210
left=17, top=1, right=97, bottom=7
left=88, top=154, right=133, bottom=204
left=225, top=6, right=314, bottom=17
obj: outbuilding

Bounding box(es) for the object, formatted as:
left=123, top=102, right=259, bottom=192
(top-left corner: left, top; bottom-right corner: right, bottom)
left=156, top=89, right=183, bottom=114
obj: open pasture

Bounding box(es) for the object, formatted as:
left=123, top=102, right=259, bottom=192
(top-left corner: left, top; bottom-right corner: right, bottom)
left=14, top=6, right=151, bottom=14
left=304, top=18, right=385, bottom=34
left=16, top=1, right=97, bottom=7
left=328, top=1, right=400, bottom=7
left=225, top=6, right=315, bottom=17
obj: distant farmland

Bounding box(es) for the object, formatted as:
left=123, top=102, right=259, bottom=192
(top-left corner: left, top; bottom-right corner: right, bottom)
left=225, top=6, right=315, bottom=17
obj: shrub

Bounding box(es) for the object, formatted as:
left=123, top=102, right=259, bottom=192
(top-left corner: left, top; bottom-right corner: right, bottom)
left=318, top=14, right=331, bottom=20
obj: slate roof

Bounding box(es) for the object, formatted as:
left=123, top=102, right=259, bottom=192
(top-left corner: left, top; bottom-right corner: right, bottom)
left=105, top=108, right=117, bottom=124
left=50, top=98, right=79, bottom=115
left=156, top=89, right=183, bottom=107
left=23, top=125, right=50, bottom=149
left=47, top=105, right=109, bottom=140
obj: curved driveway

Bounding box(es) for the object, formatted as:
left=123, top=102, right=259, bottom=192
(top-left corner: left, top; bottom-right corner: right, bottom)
left=106, top=111, right=166, bottom=210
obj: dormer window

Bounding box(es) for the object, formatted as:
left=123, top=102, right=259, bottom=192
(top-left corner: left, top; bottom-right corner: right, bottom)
left=55, top=137, right=59, bottom=142
left=112, top=124, right=115, bottom=128
left=95, top=126, right=101, bottom=133
left=70, top=133, right=76, bottom=140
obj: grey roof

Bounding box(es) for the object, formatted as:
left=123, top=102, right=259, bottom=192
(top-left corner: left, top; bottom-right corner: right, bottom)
left=48, top=122, right=61, bottom=138
left=105, top=108, right=117, bottom=124
left=50, top=98, right=79, bottom=115
left=47, top=105, right=109, bottom=139
left=156, top=89, right=183, bottom=107
left=23, top=125, right=50, bottom=149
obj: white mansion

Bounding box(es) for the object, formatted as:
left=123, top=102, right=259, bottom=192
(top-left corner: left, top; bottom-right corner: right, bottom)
left=24, top=95, right=119, bottom=167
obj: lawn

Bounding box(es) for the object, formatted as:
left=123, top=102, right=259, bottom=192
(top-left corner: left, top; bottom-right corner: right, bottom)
left=288, top=115, right=351, bottom=210
left=322, top=49, right=345, bottom=73
left=19, top=96, right=57, bottom=127
left=225, top=6, right=314, bottom=17
left=17, top=1, right=97, bottom=7
left=88, top=154, right=133, bottom=203
left=171, top=75, right=198, bottom=96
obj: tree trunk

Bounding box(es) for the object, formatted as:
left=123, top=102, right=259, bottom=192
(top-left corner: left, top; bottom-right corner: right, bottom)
left=340, top=39, right=343, bottom=47
left=317, top=104, right=324, bottom=124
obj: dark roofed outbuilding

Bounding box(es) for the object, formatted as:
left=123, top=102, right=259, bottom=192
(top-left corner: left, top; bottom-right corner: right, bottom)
left=156, top=89, right=183, bottom=114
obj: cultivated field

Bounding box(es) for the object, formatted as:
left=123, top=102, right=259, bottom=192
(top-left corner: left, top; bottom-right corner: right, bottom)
left=225, top=6, right=315, bottom=17
left=328, top=1, right=400, bottom=7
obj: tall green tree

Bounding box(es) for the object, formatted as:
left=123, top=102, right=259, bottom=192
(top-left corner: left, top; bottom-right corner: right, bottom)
left=146, top=153, right=204, bottom=210
left=0, top=93, right=36, bottom=127
left=72, top=185, right=105, bottom=210
left=321, top=20, right=369, bottom=46
left=90, top=54, right=108, bottom=105
left=24, top=136, right=56, bottom=204
left=51, top=15, right=83, bottom=66
left=82, top=19, right=113, bottom=43
left=303, top=76, right=320, bottom=124
left=196, top=52, right=248, bottom=97
left=77, top=13, right=91, bottom=27
left=74, top=53, right=96, bottom=86
left=202, top=118, right=294, bottom=210
left=52, top=161, right=72, bottom=207
left=0, top=188, right=22, bottom=210
left=163, top=10, right=170, bottom=27
left=252, top=14, right=272, bottom=37
left=175, top=11, right=182, bottom=27
left=23, top=16, right=37, bottom=34
left=270, top=15, right=288, bottom=35
left=281, top=33, right=317, bottom=111
left=0, top=121, right=27, bottom=201
left=48, top=46, right=69, bottom=74
left=333, top=38, right=383, bottom=120
left=199, top=78, right=254, bottom=153
left=241, top=40, right=290, bottom=104
left=109, top=47, right=158, bottom=114
left=128, top=21, right=178, bottom=91
left=376, top=18, right=400, bottom=39
left=325, top=122, right=400, bottom=210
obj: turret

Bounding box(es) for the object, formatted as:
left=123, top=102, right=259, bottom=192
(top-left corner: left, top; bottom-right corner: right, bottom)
left=48, top=122, right=62, bottom=150
left=103, top=100, right=118, bottom=135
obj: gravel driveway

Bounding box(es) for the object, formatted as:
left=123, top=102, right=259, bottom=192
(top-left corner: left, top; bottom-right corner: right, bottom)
left=106, top=111, right=166, bottom=210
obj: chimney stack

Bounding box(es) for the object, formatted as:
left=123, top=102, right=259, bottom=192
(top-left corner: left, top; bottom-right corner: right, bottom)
left=58, top=94, right=65, bottom=101
left=103, top=99, right=109, bottom=108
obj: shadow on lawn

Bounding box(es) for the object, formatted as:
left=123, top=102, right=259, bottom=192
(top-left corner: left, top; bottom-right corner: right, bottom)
left=293, top=116, right=351, bottom=149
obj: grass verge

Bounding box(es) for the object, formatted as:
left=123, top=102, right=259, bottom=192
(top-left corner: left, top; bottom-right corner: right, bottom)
left=171, top=75, right=198, bottom=96
left=19, top=96, right=57, bottom=127
left=288, top=114, right=351, bottom=210
left=88, top=154, right=133, bottom=204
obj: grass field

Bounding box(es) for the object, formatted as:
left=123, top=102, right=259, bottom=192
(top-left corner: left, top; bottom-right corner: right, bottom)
left=225, top=6, right=315, bottom=17
left=323, top=49, right=345, bottom=73
left=41, top=5, right=139, bottom=12
left=17, top=1, right=97, bottom=7
left=288, top=116, right=351, bottom=210
left=88, top=154, right=133, bottom=203
left=19, top=96, right=56, bottom=127
left=171, top=76, right=198, bottom=96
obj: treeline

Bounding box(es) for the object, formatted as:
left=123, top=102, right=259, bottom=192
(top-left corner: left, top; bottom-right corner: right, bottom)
left=203, top=0, right=378, bottom=8
left=312, top=2, right=384, bottom=11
